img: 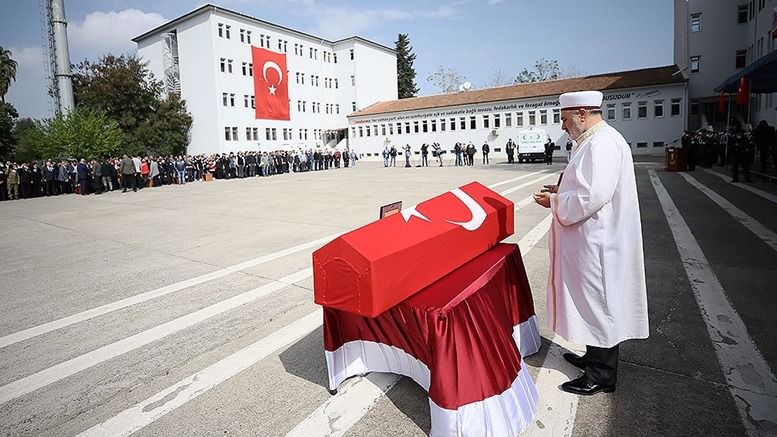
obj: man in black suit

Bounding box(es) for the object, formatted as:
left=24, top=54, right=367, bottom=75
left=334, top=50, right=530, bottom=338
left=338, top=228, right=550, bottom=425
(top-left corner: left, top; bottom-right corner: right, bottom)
left=76, top=159, right=90, bottom=195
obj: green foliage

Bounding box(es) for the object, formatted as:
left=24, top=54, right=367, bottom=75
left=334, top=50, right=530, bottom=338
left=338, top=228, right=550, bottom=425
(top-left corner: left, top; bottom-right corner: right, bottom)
left=515, top=58, right=560, bottom=84
left=0, top=47, right=18, bottom=102
left=14, top=118, right=43, bottom=162
left=395, top=33, right=419, bottom=99
left=19, top=108, right=123, bottom=160
left=72, top=54, right=191, bottom=155
left=0, top=101, right=18, bottom=160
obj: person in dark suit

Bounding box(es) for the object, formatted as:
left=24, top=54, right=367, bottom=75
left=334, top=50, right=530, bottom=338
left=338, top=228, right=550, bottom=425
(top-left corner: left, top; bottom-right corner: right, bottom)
left=76, top=159, right=89, bottom=195
left=482, top=142, right=490, bottom=165
left=18, top=163, right=31, bottom=198
left=544, top=139, right=555, bottom=165
left=42, top=161, right=56, bottom=196
left=31, top=162, right=43, bottom=197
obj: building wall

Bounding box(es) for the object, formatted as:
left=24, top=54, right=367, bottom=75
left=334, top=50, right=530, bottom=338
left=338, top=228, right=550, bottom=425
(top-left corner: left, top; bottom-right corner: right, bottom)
left=347, top=84, right=687, bottom=159
left=136, top=7, right=397, bottom=155
left=674, top=0, right=777, bottom=129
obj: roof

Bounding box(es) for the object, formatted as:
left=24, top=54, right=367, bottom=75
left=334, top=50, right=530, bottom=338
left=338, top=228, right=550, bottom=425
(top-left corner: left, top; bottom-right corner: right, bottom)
left=716, top=49, right=777, bottom=94
left=132, top=3, right=395, bottom=54
left=350, top=65, right=686, bottom=118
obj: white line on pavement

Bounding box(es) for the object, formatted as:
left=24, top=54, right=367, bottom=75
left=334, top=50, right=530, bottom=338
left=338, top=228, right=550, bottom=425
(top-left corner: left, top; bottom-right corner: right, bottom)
left=679, top=172, right=777, bottom=253
left=76, top=310, right=325, bottom=437
left=702, top=168, right=777, bottom=204
left=288, top=214, right=555, bottom=437
left=0, top=235, right=340, bottom=350
left=0, top=269, right=312, bottom=405
left=499, top=173, right=560, bottom=197
left=650, top=170, right=777, bottom=437
left=488, top=170, right=550, bottom=188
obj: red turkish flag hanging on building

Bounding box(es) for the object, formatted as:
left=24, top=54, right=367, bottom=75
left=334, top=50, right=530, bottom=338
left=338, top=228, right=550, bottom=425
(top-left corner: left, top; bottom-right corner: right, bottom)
left=736, top=77, right=750, bottom=106
left=252, top=46, right=290, bottom=120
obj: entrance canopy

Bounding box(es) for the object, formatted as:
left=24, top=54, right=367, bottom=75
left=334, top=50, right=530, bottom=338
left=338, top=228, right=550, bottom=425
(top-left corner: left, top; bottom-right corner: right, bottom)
left=716, top=49, right=777, bottom=94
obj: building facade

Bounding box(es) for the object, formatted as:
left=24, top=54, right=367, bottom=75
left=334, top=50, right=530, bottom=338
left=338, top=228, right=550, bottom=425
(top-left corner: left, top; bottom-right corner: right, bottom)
left=347, top=66, right=687, bottom=159
left=674, top=0, right=777, bottom=129
left=133, top=4, right=398, bottom=155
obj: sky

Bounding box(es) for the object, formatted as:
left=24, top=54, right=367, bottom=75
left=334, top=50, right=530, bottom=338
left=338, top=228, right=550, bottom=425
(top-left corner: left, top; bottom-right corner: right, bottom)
left=0, top=0, right=674, bottom=120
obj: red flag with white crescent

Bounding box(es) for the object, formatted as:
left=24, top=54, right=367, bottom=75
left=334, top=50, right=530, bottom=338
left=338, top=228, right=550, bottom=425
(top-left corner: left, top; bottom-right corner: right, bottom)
left=252, top=46, right=290, bottom=120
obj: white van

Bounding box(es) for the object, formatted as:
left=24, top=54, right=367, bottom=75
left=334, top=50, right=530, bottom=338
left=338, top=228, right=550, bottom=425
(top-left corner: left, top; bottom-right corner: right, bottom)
left=516, top=128, right=548, bottom=163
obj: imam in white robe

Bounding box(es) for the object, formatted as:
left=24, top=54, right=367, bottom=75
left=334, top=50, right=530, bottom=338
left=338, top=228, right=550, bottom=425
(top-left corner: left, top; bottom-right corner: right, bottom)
left=547, top=121, right=649, bottom=348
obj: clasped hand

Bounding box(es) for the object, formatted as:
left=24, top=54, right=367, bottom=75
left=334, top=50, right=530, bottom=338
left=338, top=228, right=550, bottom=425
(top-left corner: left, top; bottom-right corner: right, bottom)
left=533, top=184, right=557, bottom=208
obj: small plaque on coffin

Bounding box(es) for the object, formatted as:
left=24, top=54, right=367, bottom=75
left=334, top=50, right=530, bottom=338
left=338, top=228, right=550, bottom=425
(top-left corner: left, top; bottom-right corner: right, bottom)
left=313, top=181, right=514, bottom=317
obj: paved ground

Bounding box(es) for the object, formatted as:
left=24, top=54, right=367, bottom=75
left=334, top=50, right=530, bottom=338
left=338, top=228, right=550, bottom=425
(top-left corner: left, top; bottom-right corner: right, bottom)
left=0, top=157, right=776, bottom=437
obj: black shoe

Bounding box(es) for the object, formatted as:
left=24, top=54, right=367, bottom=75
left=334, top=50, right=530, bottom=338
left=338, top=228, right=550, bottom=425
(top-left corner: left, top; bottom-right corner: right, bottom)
left=560, top=374, right=615, bottom=396
left=563, top=352, right=586, bottom=369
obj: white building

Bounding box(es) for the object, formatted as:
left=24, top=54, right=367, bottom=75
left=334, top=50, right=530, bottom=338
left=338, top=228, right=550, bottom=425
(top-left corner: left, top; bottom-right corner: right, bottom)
left=674, top=0, right=777, bottom=129
left=133, top=3, right=398, bottom=155
left=347, top=66, right=687, bottom=159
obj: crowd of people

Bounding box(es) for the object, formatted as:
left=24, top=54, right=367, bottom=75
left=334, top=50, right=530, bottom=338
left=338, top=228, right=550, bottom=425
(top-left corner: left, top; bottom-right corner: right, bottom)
left=0, top=149, right=358, bottom=201
left=680, top=119, right=777, bottom=182
left=381, top=138, right=561, bottom=168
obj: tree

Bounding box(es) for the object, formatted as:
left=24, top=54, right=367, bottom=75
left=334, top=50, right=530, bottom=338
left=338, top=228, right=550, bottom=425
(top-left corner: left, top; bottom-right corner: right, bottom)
left=0, top=47, right=18, bottom=103
left=0, top=101, right=18, bottom=160
left=483, top=68, right=512, bottom=88
left=13, top=118, right=44, bottom=162
left=395, top=33, right=419, bottom=99
left=17, top=108, right=124, bottom=160
left=514, top=58, right=561, bottom=84
left=427, top=66, right=467, bottom=94
left=72, top=54, right=192, bottom=155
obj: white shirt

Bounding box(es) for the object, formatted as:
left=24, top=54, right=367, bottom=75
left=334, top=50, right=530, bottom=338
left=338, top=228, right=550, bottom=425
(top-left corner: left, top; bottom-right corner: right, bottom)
left=547, top=121, right=649, bottom=348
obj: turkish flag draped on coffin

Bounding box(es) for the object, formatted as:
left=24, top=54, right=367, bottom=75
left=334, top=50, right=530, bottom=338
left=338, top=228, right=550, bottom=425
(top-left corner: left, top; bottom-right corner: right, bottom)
left=252, top=46, right=290, bottom=120
left=313, top=182, right=514, bottom=317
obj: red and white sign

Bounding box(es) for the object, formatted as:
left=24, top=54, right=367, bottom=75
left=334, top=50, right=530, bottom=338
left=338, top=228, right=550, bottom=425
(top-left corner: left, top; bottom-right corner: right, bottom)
left=251, top=46, right=290, bottom=120
left=313, top=182, right=514, bottom=317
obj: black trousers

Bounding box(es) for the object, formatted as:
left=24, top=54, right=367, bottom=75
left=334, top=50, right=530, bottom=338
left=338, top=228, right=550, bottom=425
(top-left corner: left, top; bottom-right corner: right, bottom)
left=584, top=344, right=619, bottom=385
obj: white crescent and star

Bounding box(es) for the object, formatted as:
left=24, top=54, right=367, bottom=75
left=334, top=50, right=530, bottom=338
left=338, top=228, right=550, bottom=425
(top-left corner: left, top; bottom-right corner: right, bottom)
left=262, top=61, right=283, bottom=96
left=399, top=189, right=487, bottom=231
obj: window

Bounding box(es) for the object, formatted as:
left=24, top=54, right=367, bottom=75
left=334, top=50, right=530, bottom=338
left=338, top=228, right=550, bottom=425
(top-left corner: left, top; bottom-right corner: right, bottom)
left=352, top=102, right=357, bottom=112
left=405, top=122, right=410, bottom=133
left=218, top=23, right=224, bottom=38
left=654, top=100, right=664, bottom=117
left=606, top=103, right=616, bottom=120
left=690, top=55, right=701, bottom=73
left=622, top=102, right=632, bottom=120
left=738, top=5, right=748, bottom=24
left=220, top=58, right=226, bottom=73
left=389, top=124, right=394, bottom=135
left=334, top=78, right=339, bottom=88
left=638, top=101, right=647, bottom=118
left=350, top=49, right=354, bottom=60
left=225, top=25, right=231, bottom=39
left=242, top=62, right=247, bottom=76
left=494, top=114, right=501, bottom=128
left=504, top=113, right=512, bottom=127
left=636, top=142, right=647, bottom=148
left=552, top=108, right=560, bottom=124
left=336, top=104, right=339, bottom=114
left=653, top=141, right=665, bottom=148
left=272, top=128, right=277, bottom=141
left=334, top=53, right=337, bottom=63
left=482, top=115, right=489, bottom=129
left=691, top=13, right=702, bottom=32
left=250, top=95, right=255, bottom=109
left=243, top=94, right=249, bottom=107
left=252, top=128, right=258, bottom=141
left=671, top=98, right=681, bottom=116
left=460, top=117, right=466, bottom=130
left=229, top=93, right=235, bottom=107
left=690, top=101, right=699, bottom=115
left=470, top=116, right=477, bottom=129
left=351, top=75, right=355, bottom=86
left=240, top=29, right=245, bottom=43
left=227, top=59, right=233, bottom=73
left=246, top=127, right=251, bottom=139
left=540, top=109, right=548, bottom=125
left=422, top=120, right=428, bottom=133
left=516, top=112, right=524, bottom=127
left=528, top=110, right=536, bottom=125
left=232, top=126, right=238, bottom=140
left=736, top=49, right=747, bottom=68
left=222, top=93, right=228, bottom=106
left=358, top=126, right=363, bottom=137
left=246, top=31, right=251, bottom=44
left=224, top=127, right=231, bottom=141
left=431, top=119, right=437, bottom=132
left=396, top=123, right=402, bottom=134
left=440, top=119, right=446, bottom=132
left=373, top=125, right=378, bottom=136
left=414, top=121, right=419, bottom=133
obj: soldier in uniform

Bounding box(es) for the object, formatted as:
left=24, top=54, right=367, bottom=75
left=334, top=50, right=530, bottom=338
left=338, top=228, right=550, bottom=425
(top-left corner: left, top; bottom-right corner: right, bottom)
left=730, top=128, right=753, bottom=183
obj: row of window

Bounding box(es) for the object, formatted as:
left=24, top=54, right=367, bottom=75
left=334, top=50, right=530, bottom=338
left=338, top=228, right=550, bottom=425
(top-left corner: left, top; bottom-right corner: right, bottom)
left=217, top=22, right=352, bottom=63
left=220, top=58, right=352, bottom=93
left=606, top=99, right=682, bottom=121
left=295, top=101, right=341, bottom=114
left=224, top=126, right=326, bottom=142
left=690, top=2, right=758, bottom=33
left=221, top=93, right=256, bottom=109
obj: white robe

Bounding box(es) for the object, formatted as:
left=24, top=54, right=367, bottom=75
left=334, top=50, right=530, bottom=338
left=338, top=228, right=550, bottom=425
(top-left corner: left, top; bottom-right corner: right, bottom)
left=547, top=121, right=649, bottom=348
